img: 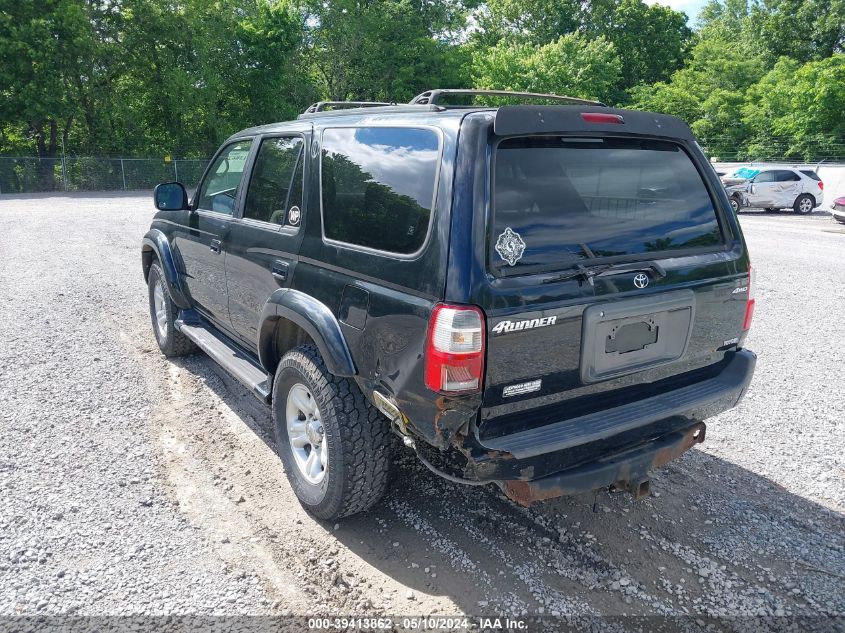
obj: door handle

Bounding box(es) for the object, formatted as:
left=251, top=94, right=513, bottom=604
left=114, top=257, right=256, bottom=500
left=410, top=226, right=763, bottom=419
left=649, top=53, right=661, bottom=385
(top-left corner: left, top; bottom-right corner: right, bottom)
left=209, top=238, right=222, bottom=253
left=272, top=259, right=290, bottom=282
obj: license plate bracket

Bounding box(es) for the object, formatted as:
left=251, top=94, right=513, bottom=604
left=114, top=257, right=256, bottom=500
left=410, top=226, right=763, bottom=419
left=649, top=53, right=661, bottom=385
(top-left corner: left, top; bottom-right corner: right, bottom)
left=580, top=290, right=695, bottom=383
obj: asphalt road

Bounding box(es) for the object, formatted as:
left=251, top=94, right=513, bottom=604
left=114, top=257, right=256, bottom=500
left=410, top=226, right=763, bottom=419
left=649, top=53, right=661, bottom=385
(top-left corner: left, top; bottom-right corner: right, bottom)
left=0, top=194, right=843, bottom=629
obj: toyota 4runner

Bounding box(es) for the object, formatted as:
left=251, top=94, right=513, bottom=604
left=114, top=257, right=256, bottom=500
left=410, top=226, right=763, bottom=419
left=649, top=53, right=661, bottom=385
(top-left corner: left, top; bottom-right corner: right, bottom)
left=142, top=89, right=757, bottom=520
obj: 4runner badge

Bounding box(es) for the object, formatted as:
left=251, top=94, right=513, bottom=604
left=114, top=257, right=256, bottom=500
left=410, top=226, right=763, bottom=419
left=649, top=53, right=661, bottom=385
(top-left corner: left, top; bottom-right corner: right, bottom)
left=495, top=227, right=526, bottom=266
left=492, top=316, right=557, bottom=335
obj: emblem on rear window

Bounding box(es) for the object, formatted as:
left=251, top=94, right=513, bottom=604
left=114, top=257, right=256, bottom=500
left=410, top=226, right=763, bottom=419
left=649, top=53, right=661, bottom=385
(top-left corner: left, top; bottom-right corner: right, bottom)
left=633, top=273, right=649, bottom=289
left=288, top=205, right=301, bottom=226
left=495, top=227, right=526, bottom=266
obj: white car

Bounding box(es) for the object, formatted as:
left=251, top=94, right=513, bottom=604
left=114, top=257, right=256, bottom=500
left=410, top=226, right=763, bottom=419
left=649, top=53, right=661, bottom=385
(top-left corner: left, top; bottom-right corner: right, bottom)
left=724, top=167, right=824, bottom=214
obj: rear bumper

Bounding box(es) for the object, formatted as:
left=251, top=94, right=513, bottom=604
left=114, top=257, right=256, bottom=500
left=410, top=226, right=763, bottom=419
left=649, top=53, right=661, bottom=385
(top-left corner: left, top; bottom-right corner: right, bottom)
left=460, top=349, right=756, bottom=486
left=499, top=421, right=706, bottom=505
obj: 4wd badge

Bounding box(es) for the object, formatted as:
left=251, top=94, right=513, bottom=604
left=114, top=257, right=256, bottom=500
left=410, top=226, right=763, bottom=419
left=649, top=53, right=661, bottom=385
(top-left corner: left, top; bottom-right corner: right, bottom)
left=495, top=227, right=526, bottom=266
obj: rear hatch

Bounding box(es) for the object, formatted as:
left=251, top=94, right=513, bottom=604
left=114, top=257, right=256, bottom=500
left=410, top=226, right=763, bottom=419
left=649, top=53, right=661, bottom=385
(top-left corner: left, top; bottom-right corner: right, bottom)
left=470, top=109, right=751, bottom=441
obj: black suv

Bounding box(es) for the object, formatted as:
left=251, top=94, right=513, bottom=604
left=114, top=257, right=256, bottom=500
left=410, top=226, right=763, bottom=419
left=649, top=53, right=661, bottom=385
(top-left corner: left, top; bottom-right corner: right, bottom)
left=143, top=89, right=756, bottom=520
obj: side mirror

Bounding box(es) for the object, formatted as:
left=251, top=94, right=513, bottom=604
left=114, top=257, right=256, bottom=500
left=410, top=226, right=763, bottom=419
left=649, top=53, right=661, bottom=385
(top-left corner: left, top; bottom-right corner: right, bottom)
left=153, top=182, right=189, bottom=211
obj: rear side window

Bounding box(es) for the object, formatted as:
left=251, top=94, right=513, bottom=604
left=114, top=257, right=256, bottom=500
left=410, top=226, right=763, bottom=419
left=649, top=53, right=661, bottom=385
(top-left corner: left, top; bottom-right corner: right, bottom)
left=492, top=137, right=723, bottom=274
left=800, top=170, right=821, bottom=181
left=774, top=170, right=800, bottom=182
left=320, top=127, right=440, bottom=254
left=243, top=136, right=304, bottom=226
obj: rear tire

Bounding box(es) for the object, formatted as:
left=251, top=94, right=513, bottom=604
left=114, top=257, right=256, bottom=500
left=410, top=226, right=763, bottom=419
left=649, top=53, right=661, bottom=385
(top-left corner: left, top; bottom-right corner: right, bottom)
left=794, top=194, right=815, bottom=214
left=272, top=345, right=392, bottom=520
left=147, top=262, right=197, bottom=357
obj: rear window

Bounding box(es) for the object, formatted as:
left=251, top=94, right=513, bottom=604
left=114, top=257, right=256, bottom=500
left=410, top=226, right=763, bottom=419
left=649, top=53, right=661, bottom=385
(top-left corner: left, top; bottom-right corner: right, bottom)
left=321, top=127, right=440, bottom=255
left=492, top=137, right=723, bottom=274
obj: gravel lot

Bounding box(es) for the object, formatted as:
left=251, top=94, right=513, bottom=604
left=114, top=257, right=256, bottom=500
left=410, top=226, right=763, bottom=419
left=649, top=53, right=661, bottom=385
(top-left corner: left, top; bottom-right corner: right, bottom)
left=0, top=194, right=843, bottom=628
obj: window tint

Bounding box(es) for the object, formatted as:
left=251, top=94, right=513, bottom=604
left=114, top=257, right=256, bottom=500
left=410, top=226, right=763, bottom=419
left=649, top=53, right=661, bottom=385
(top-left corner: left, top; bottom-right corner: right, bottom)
left=321, top=127, right=439, bottom=254
left=492, top=137, right=723, bottom=274
left=800, top=170, right=821, bottom=181
left=243, top=137, right=304, bottom=226
left=196, top=140, right=252, bottom=214
left=753, top=171, right=775, bottom=183
left=775, top=170, right=800, bottom=182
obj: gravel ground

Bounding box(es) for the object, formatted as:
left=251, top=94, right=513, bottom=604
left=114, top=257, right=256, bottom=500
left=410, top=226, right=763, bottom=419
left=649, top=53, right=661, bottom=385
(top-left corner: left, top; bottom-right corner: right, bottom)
left=0, top=194, right=843, bottom=629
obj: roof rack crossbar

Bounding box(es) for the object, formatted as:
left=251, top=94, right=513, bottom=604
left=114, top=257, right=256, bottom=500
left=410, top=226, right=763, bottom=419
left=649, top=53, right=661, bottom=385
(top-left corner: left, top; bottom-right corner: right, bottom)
left=409, top=89, right=606, bottom=107
left=303, top=101, right=395, bottom=114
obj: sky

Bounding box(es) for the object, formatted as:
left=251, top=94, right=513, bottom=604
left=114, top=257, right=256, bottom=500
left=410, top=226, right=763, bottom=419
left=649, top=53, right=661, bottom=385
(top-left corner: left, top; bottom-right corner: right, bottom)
left=643, top=0, right=709, bottom=23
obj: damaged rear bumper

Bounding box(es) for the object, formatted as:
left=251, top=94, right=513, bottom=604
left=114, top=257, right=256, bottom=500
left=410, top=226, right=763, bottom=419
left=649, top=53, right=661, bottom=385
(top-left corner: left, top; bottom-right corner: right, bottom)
left=499, top=421, right=706, bottom=505
left=457, top=349, right=756, bottom=501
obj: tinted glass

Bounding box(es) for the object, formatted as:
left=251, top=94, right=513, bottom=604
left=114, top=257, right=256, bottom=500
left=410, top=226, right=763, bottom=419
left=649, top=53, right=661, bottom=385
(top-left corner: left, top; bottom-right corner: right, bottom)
left=800, top=170, right=821, bottom=181
left=775, top=170, right=800, bottom=182
left=244, top=137, right=304, bottom=225
left=754, top=171, right=775, bottom=183
left=321, top=127, right=439, bottom=254
left=196, top=140, right=252, bottom=214
left=492, top=137, right=722, bottom=274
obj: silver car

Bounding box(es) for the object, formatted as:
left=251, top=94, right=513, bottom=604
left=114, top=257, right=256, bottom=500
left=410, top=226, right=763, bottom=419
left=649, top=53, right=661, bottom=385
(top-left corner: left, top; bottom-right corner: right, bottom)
left=723, top=167, right=824, bottom=214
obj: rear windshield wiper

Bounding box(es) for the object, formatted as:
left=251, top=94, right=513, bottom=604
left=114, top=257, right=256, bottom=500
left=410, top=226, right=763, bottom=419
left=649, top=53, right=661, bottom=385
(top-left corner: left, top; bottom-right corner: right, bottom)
left=543, top=261, right=667, bottom=285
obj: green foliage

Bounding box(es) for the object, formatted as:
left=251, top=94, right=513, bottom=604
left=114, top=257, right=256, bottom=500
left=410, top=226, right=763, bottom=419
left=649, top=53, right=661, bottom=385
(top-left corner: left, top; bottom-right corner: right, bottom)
left=471, top=33, right=621, bottom=103
left=0, top=0, right=843, bottom=168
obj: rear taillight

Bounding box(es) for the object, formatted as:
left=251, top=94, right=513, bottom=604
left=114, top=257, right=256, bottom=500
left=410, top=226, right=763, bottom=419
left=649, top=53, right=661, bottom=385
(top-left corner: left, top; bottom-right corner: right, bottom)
left=580, top=112, right=624, bottom=124
left=424, top=304, right=485, bottom=393
left=742, top=263, right=755, bottom=331
left=818, top=181, right=824, bottom=190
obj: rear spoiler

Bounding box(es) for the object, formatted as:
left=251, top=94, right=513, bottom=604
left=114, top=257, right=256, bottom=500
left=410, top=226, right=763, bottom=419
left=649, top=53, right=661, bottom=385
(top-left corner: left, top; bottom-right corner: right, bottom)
left=493, top=105, right=695, bottom=140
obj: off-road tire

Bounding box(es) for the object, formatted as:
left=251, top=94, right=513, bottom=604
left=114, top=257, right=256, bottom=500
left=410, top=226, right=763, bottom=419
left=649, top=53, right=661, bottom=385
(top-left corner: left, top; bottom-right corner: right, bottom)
left=147, top=262, right=197, bottom=357
left=272, top=345, right=392, bottom=520
left=794, top=194, right=815, bottom=214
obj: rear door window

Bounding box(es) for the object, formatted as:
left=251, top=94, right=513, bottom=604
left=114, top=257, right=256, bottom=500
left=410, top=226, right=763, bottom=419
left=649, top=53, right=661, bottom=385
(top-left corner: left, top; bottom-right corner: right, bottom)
left=320, top=127, right=440, bottom=255
left=243, top=136, right=304, bottom=226
left=492, top=137, right=723, bottom=274
left=774, top=170, right=800, bottom=182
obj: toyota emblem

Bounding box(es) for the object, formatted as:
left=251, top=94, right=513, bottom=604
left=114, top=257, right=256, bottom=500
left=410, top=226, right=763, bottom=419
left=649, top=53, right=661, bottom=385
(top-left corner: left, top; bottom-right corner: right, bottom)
left=633, top=273, right=649, bottom=289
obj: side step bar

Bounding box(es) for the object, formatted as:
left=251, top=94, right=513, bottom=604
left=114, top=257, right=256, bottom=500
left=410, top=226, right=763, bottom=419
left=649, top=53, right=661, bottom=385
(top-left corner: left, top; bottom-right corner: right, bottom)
left=176, top=319, right=272, bottom=404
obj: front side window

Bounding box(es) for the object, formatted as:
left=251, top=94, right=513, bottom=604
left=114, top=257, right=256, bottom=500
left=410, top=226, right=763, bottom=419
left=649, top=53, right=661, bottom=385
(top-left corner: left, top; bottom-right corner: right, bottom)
left=492, top=137, right=723, bottom=274
left=196, top=140, right=253, bottom=214
left=754, top=171, right=776, bottom=183
left=243, top=137, right=304, bottom=226
left=320, top=127, right=440, bottom=254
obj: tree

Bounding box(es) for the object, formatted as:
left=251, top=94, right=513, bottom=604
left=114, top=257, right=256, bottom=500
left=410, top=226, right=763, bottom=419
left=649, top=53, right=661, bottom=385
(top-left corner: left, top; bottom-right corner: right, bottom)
left=744, top=54, right=845, bottom=160
left=471, top=33, right=622, bottom=103
left=584, top=0, right=692, bottom=92
left=302, top=0, right=471, bottom=102
left=0, top=0, right=96, bottom=185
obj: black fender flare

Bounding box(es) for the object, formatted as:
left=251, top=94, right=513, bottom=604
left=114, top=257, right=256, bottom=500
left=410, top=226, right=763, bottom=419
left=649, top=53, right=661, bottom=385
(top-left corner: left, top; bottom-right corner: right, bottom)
left=259, top=289, right=356, bottom=377
left=141, top=229, right=191, bottom=309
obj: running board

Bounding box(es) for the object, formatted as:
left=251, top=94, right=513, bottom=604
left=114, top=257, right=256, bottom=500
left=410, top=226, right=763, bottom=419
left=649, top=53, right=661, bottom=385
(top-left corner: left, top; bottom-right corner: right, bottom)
left=176, top=319, right=272, bottom=404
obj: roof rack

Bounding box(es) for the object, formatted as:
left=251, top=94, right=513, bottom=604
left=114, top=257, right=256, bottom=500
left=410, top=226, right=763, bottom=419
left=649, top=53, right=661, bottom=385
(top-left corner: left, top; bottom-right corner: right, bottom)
left=409, top=89, right=606, bottom=107
left=302, top=101, right=395, bottom=114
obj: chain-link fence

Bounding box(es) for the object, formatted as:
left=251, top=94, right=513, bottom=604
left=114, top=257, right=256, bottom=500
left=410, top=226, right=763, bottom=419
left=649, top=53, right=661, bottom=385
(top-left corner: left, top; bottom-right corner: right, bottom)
left=0, top=157, right=210, bottom=194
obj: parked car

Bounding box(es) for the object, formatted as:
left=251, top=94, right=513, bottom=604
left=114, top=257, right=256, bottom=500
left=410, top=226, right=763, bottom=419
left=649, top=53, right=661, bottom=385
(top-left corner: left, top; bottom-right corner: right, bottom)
left=142, top=89, right=756, bottom=520
left=723, top=167, right=824, bottom=214
left=831, top=196, right=845, bottom=223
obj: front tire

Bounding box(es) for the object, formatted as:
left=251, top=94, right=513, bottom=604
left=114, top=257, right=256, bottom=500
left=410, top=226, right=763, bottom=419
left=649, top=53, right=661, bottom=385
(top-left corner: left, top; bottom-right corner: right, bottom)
left=794, top=194, right=815, bottom=214
left=272, top=345, right=392, bottom=520
left=147, top=262, right=197, bottom=357
left=730, top=196, right=741, bottom=214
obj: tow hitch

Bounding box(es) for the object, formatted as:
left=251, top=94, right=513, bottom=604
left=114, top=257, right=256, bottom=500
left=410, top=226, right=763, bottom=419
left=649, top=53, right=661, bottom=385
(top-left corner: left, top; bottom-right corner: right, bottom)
left=499, top=422, right=707, bottom=506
